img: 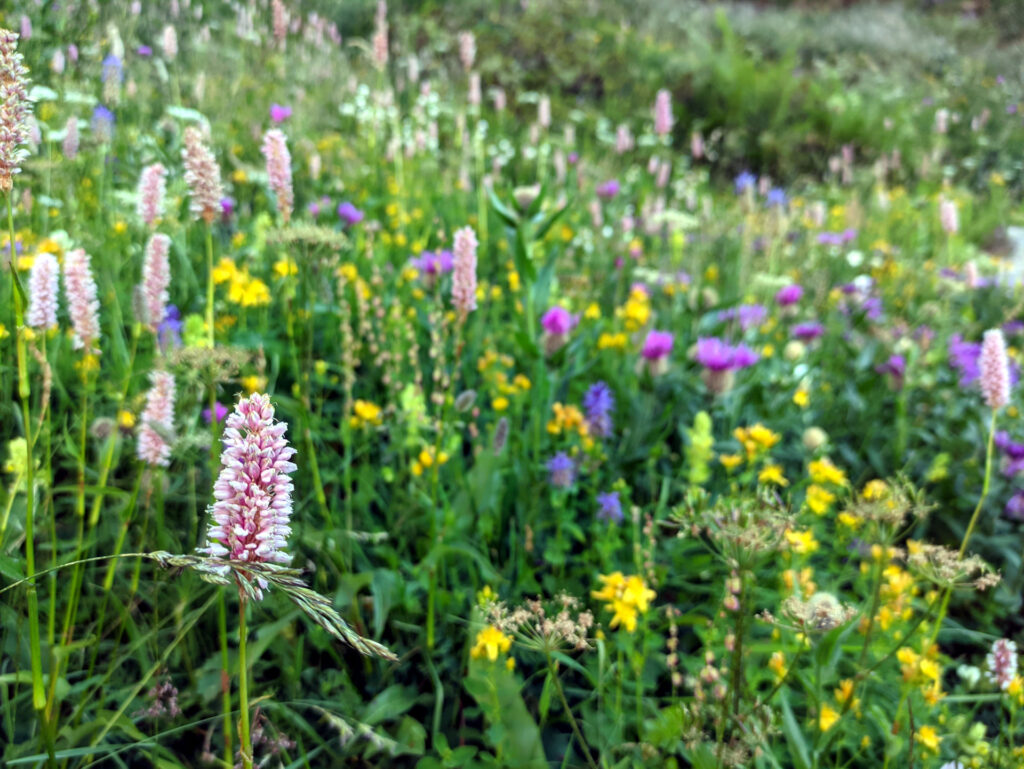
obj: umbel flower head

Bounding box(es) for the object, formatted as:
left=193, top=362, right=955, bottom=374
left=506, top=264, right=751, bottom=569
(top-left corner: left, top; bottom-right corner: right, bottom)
left=182, top=125, right=224, bottom=224
left=198, top=393, right=297, bottom=600
left=0, top=27, right=32, bottom=192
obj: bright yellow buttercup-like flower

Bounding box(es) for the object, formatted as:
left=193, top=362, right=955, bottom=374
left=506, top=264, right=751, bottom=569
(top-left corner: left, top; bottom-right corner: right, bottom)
left=758, top=464, right=788, bottom=487
left=805, top=485, right=836, bottom=516
left=592, top=572, right=655, bottom=633
left=471, top=625, right=512, bottom=661
left=808, top=458, right=847, bottom=487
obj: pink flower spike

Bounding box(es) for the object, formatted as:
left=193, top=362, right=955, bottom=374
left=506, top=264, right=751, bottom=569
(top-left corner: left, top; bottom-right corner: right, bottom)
left=653, top=88, right=673, bottom=138
left=452, top=226, right=478, bottom=319
left=198, top=393, right=297, bottom=600
left=141, top=233, right=171, bottom=333
left=63, top=248, right=101, bottom=355
left=27, top=251, right=59, bottom=330
left=261, top=129, right=293, bottom=224
left=137, top=370, right=176, bottom=467
left=182, top=126, right=224, bottom=224
left=980, top=328, right=1011, bottom=410
left=137, top=163, right=167, bottom=228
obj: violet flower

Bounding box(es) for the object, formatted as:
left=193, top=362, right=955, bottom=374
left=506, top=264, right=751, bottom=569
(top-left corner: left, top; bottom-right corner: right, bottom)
left=337, top=201, right=363, bottom=226
left=775, top=284, right=803, bottom=307
left=583, top=382, right=614, bottom=438
left=547, top=452, right=575, bottom=489
left=596, top=491, right=623, bottom=523
left=269, top=103, right=292, bottom=123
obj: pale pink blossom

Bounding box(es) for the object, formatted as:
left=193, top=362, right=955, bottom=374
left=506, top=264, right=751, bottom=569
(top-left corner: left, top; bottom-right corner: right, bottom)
left=272, top=0, right=288, bottom=47
left=198, top=393, right=297, bottom=599
left=182, top=126, right=223, bottom=224
left=468, top=72, right=481, bottom=107
left=261, top=129, right=293, bottom=224
left=27, top=251, right=59, bottom=329
left=987, top=639, right=1018, bottom=691
left=654, top=89, right=672, bottom=138
left=141, top=234, right=171, bottom=332
left=63, top=248, right=101, bottom=354
left=137, top=370, right=176, bottom=467
left=940, top=199, right=959, bottom=235
left=538, top=95, right=551, bottom=129
left=62, top=116, right=79, bottom=160
left=136, top=162, right=167, bottom=228
left=452, top=226, right=478, bottom=319
left=458, top=31, right=475, bottom=71
left=0, top=28, right=32, bottom=192
left=161, top=24, right=178, bottom=59
left=980, top=329, right=1011, bottom=410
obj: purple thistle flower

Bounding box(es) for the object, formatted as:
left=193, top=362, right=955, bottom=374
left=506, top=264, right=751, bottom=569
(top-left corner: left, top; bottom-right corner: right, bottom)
left=596, top=491, right=623, bottom=523
left=203, top=401, right=228, bottom=425
left=876, top=354, right=906, bottom=389
left=198, top=393, right=297, bottom=599
left=792, top=322, right=825, bottom=342
left=731, top=343, right=760, bottom=368
left=269, top=103, right=292, bottom=123
left=949, top=334, right=982, bottom=386
left=337, top=201, right=363, bottom=226
left=136, top=45, right=153, bottom=57
left=719, top=303, right=768, bottom=331
left=547, top=452, right=575, bottom=488
left=775, top=284, right=803, bottom=307
left=596, top=179, right=620, bottom=199
left=641, top=330, right=674, bottom=361
left=693, top=337, right=733, bottom=372
left=583, top=381, right=614, bottom=438
left=542, top=306, right=574, bottom=336
left=411, top=249, right=454, bottom=276
left=1006, top=491, right=1024, bottom=520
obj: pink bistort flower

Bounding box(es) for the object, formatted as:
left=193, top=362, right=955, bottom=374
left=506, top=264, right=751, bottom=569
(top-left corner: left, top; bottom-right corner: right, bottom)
left=63, top=248, right=101, bottom=354
left=980, top=328, right=1011, bottom=410
left=653, top=88, right=673, bottom=138
left=182, top=126, right=224, bottom=224
left=27, top=251, right=59, bottom=329
left=136, top=162, right=167, bottom=228
left=261, top=129, right=293, bottom=224
left=986, top=639, right=1018, bottom=691
left=452, top=226, right=478, bottom=319
left=198, top=393, right=297, bottom=599
left=141, top=233, right=171, bottom=332
left=137, top=370, right=176, bottom=467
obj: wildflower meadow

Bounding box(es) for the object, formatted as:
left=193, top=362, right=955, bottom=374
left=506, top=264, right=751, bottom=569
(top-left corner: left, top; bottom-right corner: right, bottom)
left=3, top=1, right=1024, bottom=767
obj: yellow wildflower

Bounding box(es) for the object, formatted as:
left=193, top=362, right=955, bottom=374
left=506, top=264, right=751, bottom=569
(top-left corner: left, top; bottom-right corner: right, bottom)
left=117, top=410, right=136, bottom=429
left=597, top=332, right=628, bottom=350
left=470, top=626, right=512, bottom=661
left=809, top=458, right=847, bottom=487
left=240, top=375, right=267, bottom=393
left=719, top=454, right=742, bottom=472
left=915, top=725, right=940, bottom=754
left=592, top=572, right=655, bottom=633
left=793, top=388, right=809, bottom=408
left=819, top=704, right=839, bottom=732
left=273, top=258, right=298, bottom=278
left=805, top=485, right=836, bottom=516
left=758, top=464, right=788, bottom=487
left=784, top=529, right=819, bottom=555
left=212, top=257, right=238, bottom=285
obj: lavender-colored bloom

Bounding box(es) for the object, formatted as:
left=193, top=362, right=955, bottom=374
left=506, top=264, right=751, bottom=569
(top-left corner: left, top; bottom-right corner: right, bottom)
left=694, top=337, right=735, bottom=372
left=542, top=306, right=574, bottom=336
left=792, top=322, right=825, bottom=342
left=719, top=303, right=767, bottom=331
left=411, top=250, right=454, bottom=276
left=949, top=334, right=982, bottom=386
left=137, top=45, right=153, bottom=57
left=101, top=54, right=123, bottom=84
left=198, top=393, right=297, bottom=599
left=876, top=354, right=906, bottom=388
left=567, top=151, right=579, bottom=165
left=583, top=382, right=614, bottom=438
left=202, top=401, right=228, bottom=425
left=596, top=491, right=623, bottom=523
left=220, top=197, right=235, bottom=219
left=158, top=304, right=183, bottom=351
left=547, top=452, right=575, bottom=488
left=1006, top=491, right=1024, bottom=520
left=775, top=284, right=803, bottom=307
left=91, top=105, right=115, bottom=143
left=996, top=431, right=1024, bottom=460
left=734, top=171, right=756, bottom=195
left=765, top=187, right=787, bottom=208
left=641, top=330, right=674, bottom=361
left=731, top=344, right=760, bottom=368
left=337, top=201, right=363, bottom=226
left=596, top=179, right=620, bottom=199
left=269, top=103, right=292, bottom=123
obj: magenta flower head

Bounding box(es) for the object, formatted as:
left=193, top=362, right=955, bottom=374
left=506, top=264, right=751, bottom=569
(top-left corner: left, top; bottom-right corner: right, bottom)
left=980, top=328, right=1011, bottom=410
left=596, top=179, right=620, bottom=200
left=337, top=201, right=363, bottom=226
left=261, top=128, right=293, bottom=224
left=63, top=248, right=101, bottom=355
left=641, top=330, right=674, bottom=376
left=182, top=126, right=224, bottom=224
left=542, top=306, right=575, bottom=355
left=694, top=337, right=735, bottom=372
left=198, top=393, right=297, bottom=599
left=775, top=284, right=803, bottom=307
left=0, top=27, right=32, bottom=192
left=137, top=370, right=176, bottom=467
left=203, top=401, right=229, bottom=425
left=452, top=226, right=478, bottom=319
left=694, top=337, right=759, bottom=394
left=269, top=103, right=292, bottom=123
left=136, top=162, right=168, bottom=228
left=140, top=233, right=171, bottom=333
left=27, top=251, right=59, bottom=330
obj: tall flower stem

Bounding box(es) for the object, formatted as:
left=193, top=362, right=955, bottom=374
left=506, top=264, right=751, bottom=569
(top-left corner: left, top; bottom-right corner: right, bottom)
left=928, top=408, right=998, bottom=649
left=218, top=592, right=234, bottom=766
left=544, top=648, right=599, bottom=769
left=238, top=595, right=253, bottom=769
left=8, top=192, right=49, bottom=762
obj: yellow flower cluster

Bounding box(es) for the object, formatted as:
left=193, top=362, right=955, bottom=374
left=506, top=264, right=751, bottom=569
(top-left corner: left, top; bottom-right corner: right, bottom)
left=591, top=572, right=655, bottom=633
left=349, top=400, right=382, bottom=429
left=616, top=287, right=651, bottom=332
left=897, top=642, right=943, bottom=704
left=212, top=258, right=271, bottom=307
left=597, top=332, right=628, bottom=350
left=733, top=424, right=781, bottom=460
left=470, top=625, right=512, bottom=662
left=804, top=458, right=847, bottom=516
left=411, top=446, right=449, bottom=477
left=546, top=403, right=594, bottom=449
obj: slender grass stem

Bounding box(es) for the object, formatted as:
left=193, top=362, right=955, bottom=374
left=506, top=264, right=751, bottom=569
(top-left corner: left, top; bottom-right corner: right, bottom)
left=238, top=594, right=252, bottom=769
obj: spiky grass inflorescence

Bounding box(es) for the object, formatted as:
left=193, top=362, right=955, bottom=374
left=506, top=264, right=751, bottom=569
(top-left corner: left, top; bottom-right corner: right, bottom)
left=63, top=247, right=100, bottom=354
left=136, top=162, right=167, bottom=228
left=182, top=126, right=224, bottom=224
left=198, top=393, right=296, bottom=599
left=451, top=226, right=478, bottom=319
left=137, top=370, right=176, bottom=467
left=980, top=328, right=1010, bottom=410
left=0, top=27, right=31, bottom=192
left=261, top=129, right=293, bottom=224
left=141, top=233, right=171, bottom=333
left=26, top=250, right=58, bottom=329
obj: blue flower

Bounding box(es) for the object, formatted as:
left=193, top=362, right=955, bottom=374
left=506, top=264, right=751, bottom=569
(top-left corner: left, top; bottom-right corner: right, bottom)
left=734, top=171, right=756, bottom=195
left=91, top=105, right=115, bottom=142
left=583, top=382, right=614, bottom=438
left=597, top=491, right=623, bottom=523
left=547, top=452, right=575, bottom=489
left=101, top=54, right=123, bottom=84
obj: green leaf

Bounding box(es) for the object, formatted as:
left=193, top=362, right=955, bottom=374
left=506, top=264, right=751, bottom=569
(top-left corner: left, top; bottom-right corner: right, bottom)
left=780, top=694, right=811, bottom=769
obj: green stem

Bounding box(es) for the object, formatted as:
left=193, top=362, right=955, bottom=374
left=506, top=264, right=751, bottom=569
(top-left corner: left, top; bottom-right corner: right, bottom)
left=545, top=649, right=600, bottom=769
left=218, top=591, right=233, bottom=767
left=238, top=595, right=252, bottom=769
